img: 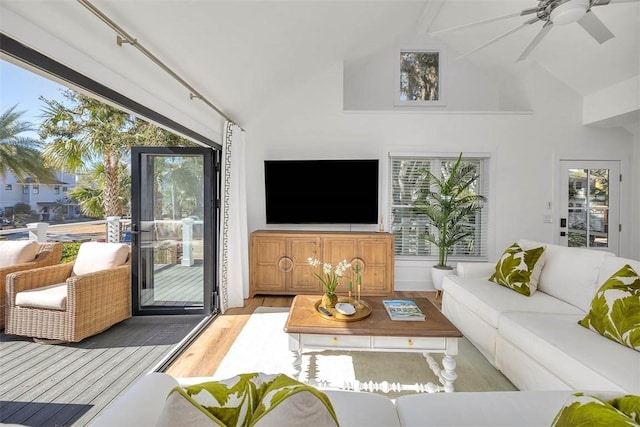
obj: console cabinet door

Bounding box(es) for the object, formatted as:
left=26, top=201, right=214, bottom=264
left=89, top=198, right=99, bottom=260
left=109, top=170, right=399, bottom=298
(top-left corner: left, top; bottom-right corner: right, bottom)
left=287, top=237, right=322, bottom=293
left=250, top=236, right=287, bottom=294
left=358, top=238, right=393, bottom=294
left=323, top=235, right=393, bottom=296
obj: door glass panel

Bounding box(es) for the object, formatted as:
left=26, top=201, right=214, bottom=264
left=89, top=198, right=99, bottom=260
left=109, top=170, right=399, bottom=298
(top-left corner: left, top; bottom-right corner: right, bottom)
left=567, top=168, right=609, bottom=249
left=139, top=155, right=204, bottom=309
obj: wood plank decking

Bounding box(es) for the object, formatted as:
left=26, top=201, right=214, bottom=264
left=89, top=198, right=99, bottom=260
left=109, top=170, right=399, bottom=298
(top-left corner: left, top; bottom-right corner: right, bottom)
left=0, top=314, right=205, bottom=426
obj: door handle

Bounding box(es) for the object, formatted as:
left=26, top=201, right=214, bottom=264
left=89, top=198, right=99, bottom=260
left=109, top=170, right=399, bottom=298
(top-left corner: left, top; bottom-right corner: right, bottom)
left=129, top=229, right=150, bottom=235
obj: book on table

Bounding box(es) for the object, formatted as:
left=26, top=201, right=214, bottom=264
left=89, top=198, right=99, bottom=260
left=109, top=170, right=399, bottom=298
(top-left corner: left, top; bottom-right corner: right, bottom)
left=382, top=299, right=426, bottom=321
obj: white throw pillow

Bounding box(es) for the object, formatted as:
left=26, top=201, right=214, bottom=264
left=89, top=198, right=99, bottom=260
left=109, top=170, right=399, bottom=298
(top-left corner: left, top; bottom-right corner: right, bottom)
left=72, top=242, right=129, bottom=276
left=0, top=241, right=38, bottom=268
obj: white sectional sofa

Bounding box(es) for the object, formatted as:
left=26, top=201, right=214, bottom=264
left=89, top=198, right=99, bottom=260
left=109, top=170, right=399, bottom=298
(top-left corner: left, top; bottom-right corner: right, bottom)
left=94, top=372, right=628, bottom=427
left=442, top=239, right=640, bottom=394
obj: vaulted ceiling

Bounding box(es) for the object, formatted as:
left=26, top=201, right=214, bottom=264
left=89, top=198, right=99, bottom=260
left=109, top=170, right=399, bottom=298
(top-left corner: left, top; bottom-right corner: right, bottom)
left=1, top=0, right=638, bottom=138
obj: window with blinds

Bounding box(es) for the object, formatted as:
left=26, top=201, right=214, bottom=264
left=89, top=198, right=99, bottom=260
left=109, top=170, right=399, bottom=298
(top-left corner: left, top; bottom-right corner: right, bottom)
left=389, top=154, right=489, bottom=260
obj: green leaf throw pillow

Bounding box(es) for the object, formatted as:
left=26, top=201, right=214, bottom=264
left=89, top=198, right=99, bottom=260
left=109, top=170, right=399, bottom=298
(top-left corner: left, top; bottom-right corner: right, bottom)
left=489, top=243, right=546, bottom=296
left=578, top=264, right=640, bottom=351
left=610, top=395, right=640, bottom=423
left=551, top=393, right=640, bottom=427
left=156, top=372, right=339, bottom=427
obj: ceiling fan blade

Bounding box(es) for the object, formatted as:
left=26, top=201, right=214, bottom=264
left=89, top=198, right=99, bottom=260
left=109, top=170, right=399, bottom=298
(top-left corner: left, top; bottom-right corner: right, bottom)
left=430, top=8, right=538, bottom=36
left=517, top=21, right=553, bottom=62
left=578, top=10, right=615, bottom=43
left=457, top=19, right=538, bottom=59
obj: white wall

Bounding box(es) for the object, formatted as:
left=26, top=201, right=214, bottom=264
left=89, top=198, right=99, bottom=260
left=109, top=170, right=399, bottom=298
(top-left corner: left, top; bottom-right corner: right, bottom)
left=243, top=52, right=637, bottom=294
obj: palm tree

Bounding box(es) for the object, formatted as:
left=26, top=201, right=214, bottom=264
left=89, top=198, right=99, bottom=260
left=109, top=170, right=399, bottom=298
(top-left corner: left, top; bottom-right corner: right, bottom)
left=39, top=89, right=193, bottom=218
left=413, top=153, right=486, bottom=269
left=40, top=90, right=134, bottom=217
left=0, top=105, right=54, bottom=182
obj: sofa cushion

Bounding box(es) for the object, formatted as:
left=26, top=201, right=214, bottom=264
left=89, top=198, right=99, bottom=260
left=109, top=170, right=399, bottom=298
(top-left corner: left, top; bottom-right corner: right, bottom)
left=498, top=312, right=640, bottom=394
left=551, top=392, right=640, bottom=427
left=157, top=373, right=337, bottom=427
left=396, top=390, right=582, bottom=427
left=519, top=240, right=614, bottom=311
left=0, top=241, right=38, bottom=268
left=489, top=242, right=546, bottom=296
left=443, top=275, right=583, bottom=329
left=72, top=242, right=129, bottom=276
left=15, top=283, right=67, bottom=310
left=578, top=264, right=640, bottom=351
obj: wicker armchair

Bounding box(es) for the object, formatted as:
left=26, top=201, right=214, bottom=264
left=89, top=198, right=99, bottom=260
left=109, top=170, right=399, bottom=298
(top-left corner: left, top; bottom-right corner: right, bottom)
left=1, top=242, right=63, bottom=329
left=5, top=242, right=131, bottom=343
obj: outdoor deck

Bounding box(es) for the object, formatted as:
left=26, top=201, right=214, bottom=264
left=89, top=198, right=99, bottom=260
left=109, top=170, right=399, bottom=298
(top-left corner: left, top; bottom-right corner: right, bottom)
left=0, top=314, right=206, bottom=426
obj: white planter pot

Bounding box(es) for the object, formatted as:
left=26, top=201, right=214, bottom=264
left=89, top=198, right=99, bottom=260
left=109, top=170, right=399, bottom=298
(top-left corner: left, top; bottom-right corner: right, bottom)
left=431, top=266, right=455, bottom=292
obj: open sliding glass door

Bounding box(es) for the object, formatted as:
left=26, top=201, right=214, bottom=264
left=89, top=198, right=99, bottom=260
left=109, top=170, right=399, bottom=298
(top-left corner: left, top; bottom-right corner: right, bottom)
left=130, top=147, right=218, bottom=315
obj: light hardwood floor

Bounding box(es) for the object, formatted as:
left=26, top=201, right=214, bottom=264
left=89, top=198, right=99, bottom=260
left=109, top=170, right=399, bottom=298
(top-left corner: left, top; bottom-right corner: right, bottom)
left=165, top=291, right=438, bottom=378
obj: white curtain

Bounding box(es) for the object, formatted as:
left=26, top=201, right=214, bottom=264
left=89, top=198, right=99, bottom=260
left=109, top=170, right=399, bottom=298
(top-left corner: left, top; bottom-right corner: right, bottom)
left=219, top=121, right=247, bottom=312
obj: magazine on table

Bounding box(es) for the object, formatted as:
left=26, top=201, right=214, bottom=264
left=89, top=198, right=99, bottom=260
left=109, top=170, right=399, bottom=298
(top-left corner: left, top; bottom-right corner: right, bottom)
left=382, top=299, right=426, bottom=321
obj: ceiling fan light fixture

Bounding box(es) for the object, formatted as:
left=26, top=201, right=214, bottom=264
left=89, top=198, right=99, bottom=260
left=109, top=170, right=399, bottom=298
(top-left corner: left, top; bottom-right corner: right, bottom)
left=550, top=0, right=590, bottom=25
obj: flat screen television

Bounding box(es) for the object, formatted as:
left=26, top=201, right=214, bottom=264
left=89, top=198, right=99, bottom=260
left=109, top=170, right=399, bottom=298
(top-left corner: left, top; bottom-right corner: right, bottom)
left=264, top=159, right=379, bottom=224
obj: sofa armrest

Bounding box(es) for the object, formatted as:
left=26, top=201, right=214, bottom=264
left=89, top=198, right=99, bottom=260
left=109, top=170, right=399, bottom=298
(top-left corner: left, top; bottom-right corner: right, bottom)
left=456, top=262, right=495, bottom=279
left=93, top=373, right=179, bottom=427
left=323, top=390, right=401, bottom=427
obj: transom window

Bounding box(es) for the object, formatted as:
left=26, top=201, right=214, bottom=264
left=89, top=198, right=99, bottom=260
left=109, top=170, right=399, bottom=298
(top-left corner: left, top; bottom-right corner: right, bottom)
left=389, top=154, right=489, bottom=260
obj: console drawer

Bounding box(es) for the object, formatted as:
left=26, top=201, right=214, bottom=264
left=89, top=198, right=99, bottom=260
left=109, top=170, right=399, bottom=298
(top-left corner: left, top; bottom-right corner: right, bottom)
left=300, top=334, right=371, bottom=349
left=372, top=336, right=447, bottom=351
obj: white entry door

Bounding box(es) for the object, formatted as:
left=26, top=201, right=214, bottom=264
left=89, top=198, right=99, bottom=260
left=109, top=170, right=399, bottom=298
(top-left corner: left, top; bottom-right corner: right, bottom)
left=559, top=160, right=620, bottom=255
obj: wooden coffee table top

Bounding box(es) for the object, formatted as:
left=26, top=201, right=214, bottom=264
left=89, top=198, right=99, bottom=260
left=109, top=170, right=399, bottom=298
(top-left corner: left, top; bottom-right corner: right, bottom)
left=284, top=295, right=462, bottom=338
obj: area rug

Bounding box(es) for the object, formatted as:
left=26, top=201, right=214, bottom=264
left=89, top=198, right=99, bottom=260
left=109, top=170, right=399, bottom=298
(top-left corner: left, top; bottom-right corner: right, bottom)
left=213, top=307, right=516, bottom=398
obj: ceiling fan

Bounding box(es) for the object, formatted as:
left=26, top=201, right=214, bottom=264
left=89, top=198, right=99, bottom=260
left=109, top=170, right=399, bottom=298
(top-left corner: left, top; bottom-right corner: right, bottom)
left=430, top=0, right=640, bottom=61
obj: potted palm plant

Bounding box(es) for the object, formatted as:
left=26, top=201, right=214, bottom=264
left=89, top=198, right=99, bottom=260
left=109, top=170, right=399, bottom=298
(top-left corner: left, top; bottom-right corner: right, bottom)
left=413, top=153, right=486, bottom=294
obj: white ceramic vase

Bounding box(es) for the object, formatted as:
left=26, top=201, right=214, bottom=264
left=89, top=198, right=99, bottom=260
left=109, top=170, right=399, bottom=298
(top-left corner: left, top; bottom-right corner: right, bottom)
left=431, top=265, right=455, bottom=292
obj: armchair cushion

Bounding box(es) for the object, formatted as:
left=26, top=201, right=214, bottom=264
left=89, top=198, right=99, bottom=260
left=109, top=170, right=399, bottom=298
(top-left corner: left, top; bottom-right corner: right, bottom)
left=15, top=282, right=67, bottom=311
left=0, top=241, right=39, bottom=267
left=72, top=242, right=129, bottom=276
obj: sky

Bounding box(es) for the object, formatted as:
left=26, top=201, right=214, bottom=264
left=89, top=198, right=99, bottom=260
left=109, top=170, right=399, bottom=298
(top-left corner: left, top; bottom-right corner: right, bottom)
left=0, top=59, right=67, bottom=135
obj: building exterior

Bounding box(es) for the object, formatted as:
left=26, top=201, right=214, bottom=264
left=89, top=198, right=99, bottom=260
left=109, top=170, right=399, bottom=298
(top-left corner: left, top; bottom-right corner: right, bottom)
left=0, top=171, right=79, bottom=222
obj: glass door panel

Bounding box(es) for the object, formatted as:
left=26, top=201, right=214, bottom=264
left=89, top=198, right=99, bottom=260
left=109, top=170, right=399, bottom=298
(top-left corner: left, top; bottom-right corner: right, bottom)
left=560, top=161, right=619, bottom=254
left=131, top=147, right=215, bottom=315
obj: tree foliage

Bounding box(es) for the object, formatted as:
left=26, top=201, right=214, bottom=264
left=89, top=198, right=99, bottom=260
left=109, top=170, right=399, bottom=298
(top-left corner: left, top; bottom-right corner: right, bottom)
left=0, top=105, right=55, bottom=182
left=39, top=89, right=194, bottom=218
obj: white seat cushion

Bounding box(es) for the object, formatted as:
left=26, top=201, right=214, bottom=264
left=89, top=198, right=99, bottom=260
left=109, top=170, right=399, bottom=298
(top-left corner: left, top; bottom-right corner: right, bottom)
left=0, top=241, right=38, bottom=267
left=443, top=275, right=583, bottom=329
left=15, top=283, right=68, bottom=310
left=497, top=312, right=640, bottom=394
left=72, top=242, right=129, bottom=276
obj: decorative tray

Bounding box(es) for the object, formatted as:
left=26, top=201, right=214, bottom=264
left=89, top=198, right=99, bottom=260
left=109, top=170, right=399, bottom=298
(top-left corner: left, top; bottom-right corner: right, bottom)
left=314, top=297, right=372, bottom=322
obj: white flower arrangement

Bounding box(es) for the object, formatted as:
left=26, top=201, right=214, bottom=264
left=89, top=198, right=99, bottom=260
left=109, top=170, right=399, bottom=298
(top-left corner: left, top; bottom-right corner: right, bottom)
left=308, top=257, right=351, bottom=294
